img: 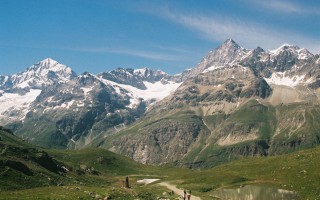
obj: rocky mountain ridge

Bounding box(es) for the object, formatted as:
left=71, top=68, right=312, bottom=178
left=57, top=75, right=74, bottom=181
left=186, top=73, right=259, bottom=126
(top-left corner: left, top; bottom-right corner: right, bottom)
left=0, top=58, right=182, bottom=149
left=1, top=39, right=320, bottom=168
left=97, top=39, right=320, bottom=167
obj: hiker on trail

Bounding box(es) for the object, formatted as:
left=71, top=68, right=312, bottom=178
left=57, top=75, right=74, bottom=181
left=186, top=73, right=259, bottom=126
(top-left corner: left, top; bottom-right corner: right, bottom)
left=187, top=190, right=191, bottom=200
left=183, top=190, right=186, bottom=200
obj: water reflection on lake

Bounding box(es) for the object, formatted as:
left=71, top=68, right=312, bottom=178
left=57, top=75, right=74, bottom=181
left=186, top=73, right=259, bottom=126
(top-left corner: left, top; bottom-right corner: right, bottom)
left=212, top=185, right=299, bottom=200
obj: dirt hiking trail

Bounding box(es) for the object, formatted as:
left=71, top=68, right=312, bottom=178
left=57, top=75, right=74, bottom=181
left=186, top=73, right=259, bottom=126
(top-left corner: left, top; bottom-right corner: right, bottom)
left=158, top=182, right=201, bottom=200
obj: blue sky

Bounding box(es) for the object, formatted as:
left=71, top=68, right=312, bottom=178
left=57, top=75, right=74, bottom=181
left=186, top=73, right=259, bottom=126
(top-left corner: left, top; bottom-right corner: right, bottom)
left=1, top=0, right=319, bottom=75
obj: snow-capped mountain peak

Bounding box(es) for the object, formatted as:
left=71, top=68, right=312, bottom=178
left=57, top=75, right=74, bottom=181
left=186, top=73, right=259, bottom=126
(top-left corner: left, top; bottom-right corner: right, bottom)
left=79, top=71, right=97, bottom=79
left=269, top=44, right=313, bottom=60
left=76, top=72, right=101, bottom=86
left=297, top=48, right=313, bottom=60
left=31, top=58, right=74, bottom=76
left=8, top=58, right=77, bottom=89
left=221, top=38, right=241, bottom=50
left=134, top=67, right=168, bottom=78
left=253, top=46, right=265, bottom=54
left=38, top=58, right=59, bottom=67
left=134, top=67, right=148, bottom=75
left=197, top=39, right=250, bottom=74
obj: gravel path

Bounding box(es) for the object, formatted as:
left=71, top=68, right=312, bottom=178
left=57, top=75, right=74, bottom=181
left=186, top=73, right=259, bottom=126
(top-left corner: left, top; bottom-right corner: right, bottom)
left=158, top=182, right=201, bottom=200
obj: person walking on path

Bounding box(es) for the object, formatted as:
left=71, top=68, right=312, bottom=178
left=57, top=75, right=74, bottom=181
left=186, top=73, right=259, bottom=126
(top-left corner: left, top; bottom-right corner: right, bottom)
left=187, top=190, right=191, bottom=200
left=183, top=190, right=186, bottom=200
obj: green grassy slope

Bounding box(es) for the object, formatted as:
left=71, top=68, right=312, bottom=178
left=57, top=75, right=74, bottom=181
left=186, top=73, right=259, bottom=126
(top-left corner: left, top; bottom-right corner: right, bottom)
left=169, top=146, right=320, bottom=199
left=0, top=127, right=172, bottom=199
left=2, top=126, right=320, bottom=199
left=0, top=127, right=66, bottom=190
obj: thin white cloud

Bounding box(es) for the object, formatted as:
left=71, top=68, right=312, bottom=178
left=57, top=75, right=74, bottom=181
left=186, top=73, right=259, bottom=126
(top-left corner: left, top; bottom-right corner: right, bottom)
left=156, top=8, right=320, bottom=53
left=247, top=0, right=320, bottom=15
left=72, top=46, right=186, bottom=61
left=152, top=44, right=193, bottom=54
left=0, top=43, right=196, bottom=62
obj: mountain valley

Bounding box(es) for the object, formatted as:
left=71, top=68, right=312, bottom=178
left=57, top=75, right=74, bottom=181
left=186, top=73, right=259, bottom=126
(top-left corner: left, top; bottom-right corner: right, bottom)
left=1, top=39, right=320, bottom=199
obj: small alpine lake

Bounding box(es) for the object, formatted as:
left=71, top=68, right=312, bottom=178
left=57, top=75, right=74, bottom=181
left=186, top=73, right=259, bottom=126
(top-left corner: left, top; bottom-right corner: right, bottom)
left=211, top=185, right=299, bottom=200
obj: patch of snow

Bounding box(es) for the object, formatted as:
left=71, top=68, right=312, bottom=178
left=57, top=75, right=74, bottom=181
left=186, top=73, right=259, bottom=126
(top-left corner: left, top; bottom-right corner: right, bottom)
left=137, top=179, right=160, bottom=184
left=65, top=100, right=75, bottom=109
left=57, top=100, right=75, bottom=109
left=269, top=45, right=313, bottom=60
left=77, top=102, right=85, bottom=107
left=4, top=76, right=9, bottom=83
left=297, top=48, right=312, bottom=59
left=80, top=73, right=95, bottom=79
left=203, top=65, right=248, bottom=74
left=113, top=85, right=122, bottom=95
left=269, top=44, right=293, bottom=54
left=0, top=89, right=41, bottom=115
left=43, top=107, right=52, bottom=112
left=127, top=98, right=140, bottom=109
left=0, top=76, right=9, bottom=87
left=47, top=96, right=55, bottom=103
left=202, top=65, right=226, bottom=73
left=81, top=86, right=94, bottom=97
left=237, top=49, right=253, bottom=62
left=134, top=68, right=147, bottom=75
left=142, top=81, right=181, bottom=100
left=264, top=72, right=305, bottom=87
left=17, top=78, right=34, bottom=88
left=101, top=79, right=182, bottom=108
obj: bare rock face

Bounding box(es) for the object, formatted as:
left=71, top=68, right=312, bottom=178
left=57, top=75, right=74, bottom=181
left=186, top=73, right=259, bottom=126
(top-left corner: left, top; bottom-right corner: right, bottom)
left=112, top=119, right=208, bottom=165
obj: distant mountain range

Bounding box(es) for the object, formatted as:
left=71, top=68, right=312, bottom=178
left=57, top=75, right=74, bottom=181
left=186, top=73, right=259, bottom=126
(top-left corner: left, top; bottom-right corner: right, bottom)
left=95, top=39, right=320, bottom=167
left=0, top=58, right=182, bottom=148
left=1, top=39, right=320, bottom=167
